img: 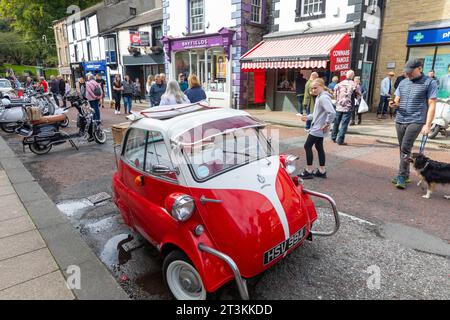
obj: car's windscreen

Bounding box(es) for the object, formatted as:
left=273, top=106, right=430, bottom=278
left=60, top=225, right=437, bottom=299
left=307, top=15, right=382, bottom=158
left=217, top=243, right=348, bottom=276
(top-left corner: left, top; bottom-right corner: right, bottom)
left=183, top=128, right=272, bottom=181
left=0, top=80, right=12, bottom=88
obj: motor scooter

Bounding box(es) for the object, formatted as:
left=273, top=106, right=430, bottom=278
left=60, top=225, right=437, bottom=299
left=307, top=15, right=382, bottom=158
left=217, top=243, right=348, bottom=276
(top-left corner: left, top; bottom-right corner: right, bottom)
left=16, top=95, right=107, bottom=155
left=429, top=98, right=450, bottom=139
left=0, top=91, right=67, bottom=133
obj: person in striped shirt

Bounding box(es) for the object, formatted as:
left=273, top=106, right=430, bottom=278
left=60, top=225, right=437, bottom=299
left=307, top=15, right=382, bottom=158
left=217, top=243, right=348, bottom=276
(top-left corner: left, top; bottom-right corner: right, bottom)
left=390, top=59, right=438, bottom=190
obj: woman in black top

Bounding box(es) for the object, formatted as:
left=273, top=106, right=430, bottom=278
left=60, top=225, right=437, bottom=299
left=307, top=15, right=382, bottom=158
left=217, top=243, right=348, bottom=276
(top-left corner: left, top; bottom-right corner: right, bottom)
left=112, top=75, right=123, bottom=115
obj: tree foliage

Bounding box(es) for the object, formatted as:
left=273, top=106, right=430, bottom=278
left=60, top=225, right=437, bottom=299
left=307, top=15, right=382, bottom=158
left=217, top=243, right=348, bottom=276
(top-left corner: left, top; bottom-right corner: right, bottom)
left=0, top=0, right=101, bottom=66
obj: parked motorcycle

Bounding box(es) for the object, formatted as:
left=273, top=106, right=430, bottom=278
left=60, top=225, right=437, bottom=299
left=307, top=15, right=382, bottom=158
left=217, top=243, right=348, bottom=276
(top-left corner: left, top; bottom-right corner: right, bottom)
left=0, top=89, right=65, bottom=133
left=16, top=95, right=107, bottom=155
left=429, top=98, right=450, bottom=139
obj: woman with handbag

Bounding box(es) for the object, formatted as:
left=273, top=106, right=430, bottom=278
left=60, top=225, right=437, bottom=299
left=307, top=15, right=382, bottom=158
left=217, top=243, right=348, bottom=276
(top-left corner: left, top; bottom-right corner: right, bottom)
left=351, top=76, right=368, bottom=125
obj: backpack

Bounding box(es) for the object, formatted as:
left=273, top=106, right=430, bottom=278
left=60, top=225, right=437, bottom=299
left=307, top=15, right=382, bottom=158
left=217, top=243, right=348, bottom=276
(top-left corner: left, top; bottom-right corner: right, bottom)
left=89, top=81, right=102, bottom=98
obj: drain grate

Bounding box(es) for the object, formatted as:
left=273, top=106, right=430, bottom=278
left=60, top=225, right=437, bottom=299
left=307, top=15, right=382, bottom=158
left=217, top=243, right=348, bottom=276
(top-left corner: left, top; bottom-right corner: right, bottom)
left=87, top=192, right=111, bottom=205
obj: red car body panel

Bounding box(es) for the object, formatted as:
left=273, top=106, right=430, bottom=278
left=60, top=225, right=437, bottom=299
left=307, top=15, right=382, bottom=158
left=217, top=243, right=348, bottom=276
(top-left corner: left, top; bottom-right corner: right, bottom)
left=112, top=157, right=318, bottom=293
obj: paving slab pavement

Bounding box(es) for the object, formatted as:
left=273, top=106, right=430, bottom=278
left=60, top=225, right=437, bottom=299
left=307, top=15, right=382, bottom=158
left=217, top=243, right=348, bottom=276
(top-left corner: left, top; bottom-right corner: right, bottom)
left=0, top=136, right=129, bottom=300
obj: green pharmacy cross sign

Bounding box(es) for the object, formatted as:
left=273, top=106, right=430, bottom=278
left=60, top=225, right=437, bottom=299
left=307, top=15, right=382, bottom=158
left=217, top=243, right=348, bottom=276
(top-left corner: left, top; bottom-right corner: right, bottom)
left=413, top=33, right=424, bottom=42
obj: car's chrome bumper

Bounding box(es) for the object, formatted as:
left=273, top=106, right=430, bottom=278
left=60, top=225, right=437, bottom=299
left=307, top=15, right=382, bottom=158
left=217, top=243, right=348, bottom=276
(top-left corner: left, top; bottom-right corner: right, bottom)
left=198, top=243, right=249, bottom=300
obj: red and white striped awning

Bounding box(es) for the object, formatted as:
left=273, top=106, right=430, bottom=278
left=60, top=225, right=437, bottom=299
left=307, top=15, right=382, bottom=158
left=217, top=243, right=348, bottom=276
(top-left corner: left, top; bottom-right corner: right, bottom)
left=241, top=33, right=347, bottom=70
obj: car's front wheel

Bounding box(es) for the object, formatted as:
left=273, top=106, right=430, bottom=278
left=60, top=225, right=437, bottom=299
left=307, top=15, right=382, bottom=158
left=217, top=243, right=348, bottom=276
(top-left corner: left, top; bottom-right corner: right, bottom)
left=163, top=250, right=207, bottom=300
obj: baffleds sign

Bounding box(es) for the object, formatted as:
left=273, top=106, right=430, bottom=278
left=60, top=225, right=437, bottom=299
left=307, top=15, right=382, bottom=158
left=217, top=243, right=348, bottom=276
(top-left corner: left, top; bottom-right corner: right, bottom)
left=130, top=31, right=150, bottom=46
left=330, top=33, right=351, bottom=80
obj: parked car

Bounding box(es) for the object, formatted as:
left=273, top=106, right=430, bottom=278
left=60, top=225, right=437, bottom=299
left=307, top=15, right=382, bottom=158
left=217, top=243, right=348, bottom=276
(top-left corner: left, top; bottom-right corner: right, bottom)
left=112, top=103, right=340, bottom=300
left=0, top=78, right=17, bottom=99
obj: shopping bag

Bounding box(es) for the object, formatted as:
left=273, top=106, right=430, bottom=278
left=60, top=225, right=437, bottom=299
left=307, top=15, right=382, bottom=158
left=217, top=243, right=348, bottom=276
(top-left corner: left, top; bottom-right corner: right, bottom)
left=358, top=97, right=369, bottom=114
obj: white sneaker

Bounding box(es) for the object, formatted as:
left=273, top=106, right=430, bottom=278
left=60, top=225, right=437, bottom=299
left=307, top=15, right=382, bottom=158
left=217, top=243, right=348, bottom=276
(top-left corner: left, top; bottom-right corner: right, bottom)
left=114, top=110, right=117, bottom=115
left=118, top=111, right=121, bottom=115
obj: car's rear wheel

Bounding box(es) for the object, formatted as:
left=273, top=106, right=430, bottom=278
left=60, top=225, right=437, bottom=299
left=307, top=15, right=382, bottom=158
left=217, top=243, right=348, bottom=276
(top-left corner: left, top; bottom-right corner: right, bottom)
left=163, top=250, right=206, bottom=300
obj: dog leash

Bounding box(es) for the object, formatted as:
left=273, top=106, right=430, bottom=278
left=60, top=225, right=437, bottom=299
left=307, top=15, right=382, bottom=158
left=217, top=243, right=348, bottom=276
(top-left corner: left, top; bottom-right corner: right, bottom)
left=419, top=135, right=428, bottom=154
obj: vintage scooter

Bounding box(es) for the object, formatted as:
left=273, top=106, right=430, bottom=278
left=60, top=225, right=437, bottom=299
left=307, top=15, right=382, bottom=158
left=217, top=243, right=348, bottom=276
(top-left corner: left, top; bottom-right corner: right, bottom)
left=16, top=95, right=106, bottom=155
left=429, top=98, right=450, bottom=139
left=0, top=91, right=67, bottom=133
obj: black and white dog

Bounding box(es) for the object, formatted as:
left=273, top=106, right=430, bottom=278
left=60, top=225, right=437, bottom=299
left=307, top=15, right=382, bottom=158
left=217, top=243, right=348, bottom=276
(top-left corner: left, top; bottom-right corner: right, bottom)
left=407, top=153, right=450, bottom=199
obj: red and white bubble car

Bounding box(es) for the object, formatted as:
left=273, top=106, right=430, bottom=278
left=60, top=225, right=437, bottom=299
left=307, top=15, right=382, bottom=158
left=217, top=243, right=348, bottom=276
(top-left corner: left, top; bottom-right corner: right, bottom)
left=112, top=103, right=340, bottom=300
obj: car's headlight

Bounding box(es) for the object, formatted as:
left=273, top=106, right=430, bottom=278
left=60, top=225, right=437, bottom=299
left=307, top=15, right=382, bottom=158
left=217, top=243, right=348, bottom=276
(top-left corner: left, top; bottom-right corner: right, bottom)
left=285, top=155, right=299, bottom=175
left=172, top=195, right=195, bottom=222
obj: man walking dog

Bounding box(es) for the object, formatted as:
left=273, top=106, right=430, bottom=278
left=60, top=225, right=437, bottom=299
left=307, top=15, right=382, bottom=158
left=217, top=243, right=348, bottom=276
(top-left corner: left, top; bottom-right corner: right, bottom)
left=390, top=59, right=438, bottom=190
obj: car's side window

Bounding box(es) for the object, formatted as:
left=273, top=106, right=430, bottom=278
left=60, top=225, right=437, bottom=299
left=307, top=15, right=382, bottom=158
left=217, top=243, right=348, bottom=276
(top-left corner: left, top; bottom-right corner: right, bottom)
left=145, top=131, right=177, bottom=181
left=123, top=128, right=147, bottom=171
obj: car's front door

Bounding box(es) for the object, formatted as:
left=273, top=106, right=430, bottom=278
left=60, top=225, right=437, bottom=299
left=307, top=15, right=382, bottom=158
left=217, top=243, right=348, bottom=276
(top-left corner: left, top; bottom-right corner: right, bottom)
left=122, top=129, right=187, bottom=245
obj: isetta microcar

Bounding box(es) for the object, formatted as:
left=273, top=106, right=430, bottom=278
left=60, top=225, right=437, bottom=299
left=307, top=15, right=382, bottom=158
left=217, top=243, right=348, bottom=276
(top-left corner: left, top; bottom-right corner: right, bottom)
left=112, top=103, right=340, bottom=300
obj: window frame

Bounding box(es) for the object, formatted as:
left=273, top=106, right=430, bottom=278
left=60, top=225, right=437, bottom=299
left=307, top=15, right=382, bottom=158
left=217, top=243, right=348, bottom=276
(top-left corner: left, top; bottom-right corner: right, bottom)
left=189, top=0, right=205, bottom=34
left=250, top=0, right=263, bottom=24
left=295, top=0, right=326, bottom=22
left=152, top=24, right=163, bottom=47
left=122, top=128, right=179, bottom=184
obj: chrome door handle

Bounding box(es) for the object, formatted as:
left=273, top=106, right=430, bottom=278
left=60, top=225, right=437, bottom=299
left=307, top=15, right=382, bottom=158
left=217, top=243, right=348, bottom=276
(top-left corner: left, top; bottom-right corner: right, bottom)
left=200, top=196, right=223, bottom=205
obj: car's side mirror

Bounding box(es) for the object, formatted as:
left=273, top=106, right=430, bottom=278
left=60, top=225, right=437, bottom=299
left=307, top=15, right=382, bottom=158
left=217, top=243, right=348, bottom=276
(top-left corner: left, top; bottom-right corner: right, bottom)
left=151, top=164, right=173, bottom=176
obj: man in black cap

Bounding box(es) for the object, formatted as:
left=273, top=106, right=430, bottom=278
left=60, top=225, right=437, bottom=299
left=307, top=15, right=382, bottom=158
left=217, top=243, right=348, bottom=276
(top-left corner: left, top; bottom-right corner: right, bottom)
left=389, top=59, right=438, bottom=190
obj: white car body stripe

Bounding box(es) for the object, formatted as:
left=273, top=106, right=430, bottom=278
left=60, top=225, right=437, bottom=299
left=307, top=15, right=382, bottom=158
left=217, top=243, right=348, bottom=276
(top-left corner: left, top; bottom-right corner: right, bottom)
left=186, top=156, right=291, bottom=240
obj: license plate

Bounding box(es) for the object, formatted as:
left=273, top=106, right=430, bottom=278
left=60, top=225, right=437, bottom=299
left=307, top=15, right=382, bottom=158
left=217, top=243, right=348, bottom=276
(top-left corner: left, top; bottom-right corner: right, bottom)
left=263, top=226, right=306, bottom=265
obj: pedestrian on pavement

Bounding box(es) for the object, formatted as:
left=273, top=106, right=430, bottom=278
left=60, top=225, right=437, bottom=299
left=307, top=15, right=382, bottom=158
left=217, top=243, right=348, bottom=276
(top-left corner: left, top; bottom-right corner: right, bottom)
left=24, top=77, right=34, bottom=90
left=146, top=75, right=155, bottom=107
left=390, top=59, right=438, bottom=189
left=178, top=73, right=188, bottom=92
left=65, top=79, right=71, bottom=95
left=85, top=73, right=103, bottom=122
left=57, top=75, right=66, bottom=107
left=328, top=76, right=339, bottom=91
left=438, top=64, right=450, bottom=97
left=149, top=74, right=167, bottom=107
left=96, top=74, right=106, bottom=109
left=122, top=75, right=134, bottom=114
left=428, top=70, right=438, bottom=81
left=298, top=78, right=336, bottom=179
left=40, top=77, right=49, bottom=93
left=294, top=72, right=307, bottom=114
left=112, top=75, right=123, bottom=115
left=159, top=80, right=191, bottom=106
left=185, top=74, right=207, bottom=103
left=160, top=73, right=166, bottom=85
left=351, top=76, right=367, bottom=126
left=377, top=71, right=395, bottom=119
left=392, top=72, right=407, bottom=119
left=303, top=72, right=319, bottom=130
left=76, top=77, right=86, bottom=99
left=332, top=70, right=360, bottom=145
left=133, top=78, right=142, bottom=103
left=49, top=75, right=60, bottom=104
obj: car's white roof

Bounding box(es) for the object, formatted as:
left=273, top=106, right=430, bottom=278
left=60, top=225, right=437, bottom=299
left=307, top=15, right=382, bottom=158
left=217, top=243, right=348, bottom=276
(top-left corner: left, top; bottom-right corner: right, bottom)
left=130, top=105, right=264, bottom=143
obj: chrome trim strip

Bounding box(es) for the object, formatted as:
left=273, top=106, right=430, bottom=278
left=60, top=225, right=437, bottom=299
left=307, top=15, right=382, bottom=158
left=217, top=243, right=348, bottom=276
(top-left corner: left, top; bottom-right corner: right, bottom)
left=198, top=244, right=249, bottom=300
left=303, top=189, right=340, bottom=237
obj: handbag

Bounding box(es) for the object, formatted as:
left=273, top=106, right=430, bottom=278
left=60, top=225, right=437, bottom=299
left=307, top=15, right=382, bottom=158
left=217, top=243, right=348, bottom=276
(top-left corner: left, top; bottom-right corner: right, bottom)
left=358, top=97, right=369, bottom=114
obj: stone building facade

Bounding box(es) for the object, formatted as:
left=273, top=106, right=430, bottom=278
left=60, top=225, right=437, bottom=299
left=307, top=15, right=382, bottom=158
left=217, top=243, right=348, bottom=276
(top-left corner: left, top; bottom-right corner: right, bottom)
left=374, top=0, right=450, bottom=108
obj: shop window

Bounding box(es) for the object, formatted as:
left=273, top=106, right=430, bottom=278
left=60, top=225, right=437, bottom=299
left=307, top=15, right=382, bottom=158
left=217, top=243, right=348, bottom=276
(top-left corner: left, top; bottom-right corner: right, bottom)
left=296, top=0, right=326, bottom=21
left=408, top=46, right=436, bottom=73
left=251, top=0, right=263, bottom=24
left=435, top=45, right=450, bottom=98
left=190, top=0, right=204, bottom=33
left=175, top=48, right=228, bottom=93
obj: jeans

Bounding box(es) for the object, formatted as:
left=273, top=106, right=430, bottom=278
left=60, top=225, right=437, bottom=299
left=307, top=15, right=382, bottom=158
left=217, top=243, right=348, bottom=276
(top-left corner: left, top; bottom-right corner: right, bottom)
left=395, top=123, right=423, bottom=178
left=89, top=100, right=100, bottom=121
left=123, top=95, right=132, bottom=113
left=332, top=111, right=352, bottom=144
left=377, top=95, right=389, bottom=115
